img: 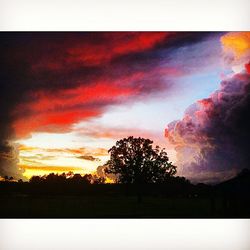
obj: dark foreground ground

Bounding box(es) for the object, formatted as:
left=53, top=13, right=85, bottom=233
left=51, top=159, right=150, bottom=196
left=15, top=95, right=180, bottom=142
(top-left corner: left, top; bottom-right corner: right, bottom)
left=0, top=195, right=250, bottom=218
left=1, top=170, right=250, bottom=218
left=1, top=193, right=250, bottom=218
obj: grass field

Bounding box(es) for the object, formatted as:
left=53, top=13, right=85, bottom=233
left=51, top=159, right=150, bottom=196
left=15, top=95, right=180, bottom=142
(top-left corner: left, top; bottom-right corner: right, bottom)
left=1, top=194, right=248, bottom=218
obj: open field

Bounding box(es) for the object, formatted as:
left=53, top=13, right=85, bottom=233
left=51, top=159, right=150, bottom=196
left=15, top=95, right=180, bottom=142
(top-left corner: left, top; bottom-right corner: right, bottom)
left=1, top=194, right=249, bottom=218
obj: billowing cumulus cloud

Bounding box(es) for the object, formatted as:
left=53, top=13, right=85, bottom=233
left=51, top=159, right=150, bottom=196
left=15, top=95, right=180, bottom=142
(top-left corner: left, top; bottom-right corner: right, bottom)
left=165, top=32, right=250, bottom=183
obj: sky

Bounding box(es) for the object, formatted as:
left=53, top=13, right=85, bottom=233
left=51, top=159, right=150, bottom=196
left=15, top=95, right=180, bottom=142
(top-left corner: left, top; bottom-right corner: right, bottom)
left=0, top=32, right=249, bottom=183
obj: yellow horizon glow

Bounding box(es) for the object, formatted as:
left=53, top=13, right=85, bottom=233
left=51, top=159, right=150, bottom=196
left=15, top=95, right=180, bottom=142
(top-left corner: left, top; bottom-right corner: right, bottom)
left=20, top=165, right=88, bottom=179
left=16, top=133, right=110, bottom=179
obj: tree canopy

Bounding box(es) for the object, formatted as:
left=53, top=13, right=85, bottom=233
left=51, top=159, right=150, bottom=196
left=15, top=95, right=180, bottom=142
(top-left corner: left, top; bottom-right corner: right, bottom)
left=105, top=136, right=176, bottom=184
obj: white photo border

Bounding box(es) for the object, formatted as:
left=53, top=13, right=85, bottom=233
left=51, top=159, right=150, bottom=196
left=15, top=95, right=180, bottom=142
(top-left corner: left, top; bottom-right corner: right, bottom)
left=0, top=0, right=250, bottom=249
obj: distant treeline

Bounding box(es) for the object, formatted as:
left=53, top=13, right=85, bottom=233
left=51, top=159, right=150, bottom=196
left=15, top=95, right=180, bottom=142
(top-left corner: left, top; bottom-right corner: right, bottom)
left=0, top=172, right=193, bottom=196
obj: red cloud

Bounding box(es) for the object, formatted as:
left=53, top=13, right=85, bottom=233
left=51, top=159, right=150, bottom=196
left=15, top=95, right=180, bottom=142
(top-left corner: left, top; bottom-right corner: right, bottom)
left=2, top=32, right=189, bottom=139
left=245, top=62, right=250, bottom=74
left=14, top=109, right=101, bottom=137
left=66, top=32, right=168, bottom=66
left=31, top=32, right=169, bottom=71
left=13, top=65, right=182, bottom=138
left=9, top=33, right=174, bottom=138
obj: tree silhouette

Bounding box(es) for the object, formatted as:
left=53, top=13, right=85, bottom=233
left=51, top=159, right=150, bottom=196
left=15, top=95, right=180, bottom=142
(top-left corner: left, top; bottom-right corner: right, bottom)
left=105, top=136, right=177, bottom=184
left=29, top=172, right=102, bottom=187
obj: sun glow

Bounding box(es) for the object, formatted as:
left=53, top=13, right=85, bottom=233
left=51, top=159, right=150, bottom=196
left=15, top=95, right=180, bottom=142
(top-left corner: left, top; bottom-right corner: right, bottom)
left=17, top=132, right=110, bottom=179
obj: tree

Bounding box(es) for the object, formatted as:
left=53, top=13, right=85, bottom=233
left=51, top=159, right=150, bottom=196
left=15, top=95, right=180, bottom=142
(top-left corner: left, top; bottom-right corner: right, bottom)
left=105, top=136, right=177, bottom=184
left=30, top=175, right=43, bottom=184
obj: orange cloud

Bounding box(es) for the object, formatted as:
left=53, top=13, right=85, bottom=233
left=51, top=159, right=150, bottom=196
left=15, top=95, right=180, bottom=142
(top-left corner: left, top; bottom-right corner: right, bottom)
left=18, top=144, right=108, bottom=156
left=221, top=32, right=250, bottom=58
left=76, top=124, right=169, bottom=149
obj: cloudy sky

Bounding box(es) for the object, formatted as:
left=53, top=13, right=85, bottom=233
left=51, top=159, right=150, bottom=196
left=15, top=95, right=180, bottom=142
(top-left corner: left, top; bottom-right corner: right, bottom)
left=1, top=32, right=249, bottom=183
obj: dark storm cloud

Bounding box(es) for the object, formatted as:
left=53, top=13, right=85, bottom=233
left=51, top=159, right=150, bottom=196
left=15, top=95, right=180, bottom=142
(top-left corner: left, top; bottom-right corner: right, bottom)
left=0, top=141, right=24, bottom=179
left=166, top=69, right=250, bottom=183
